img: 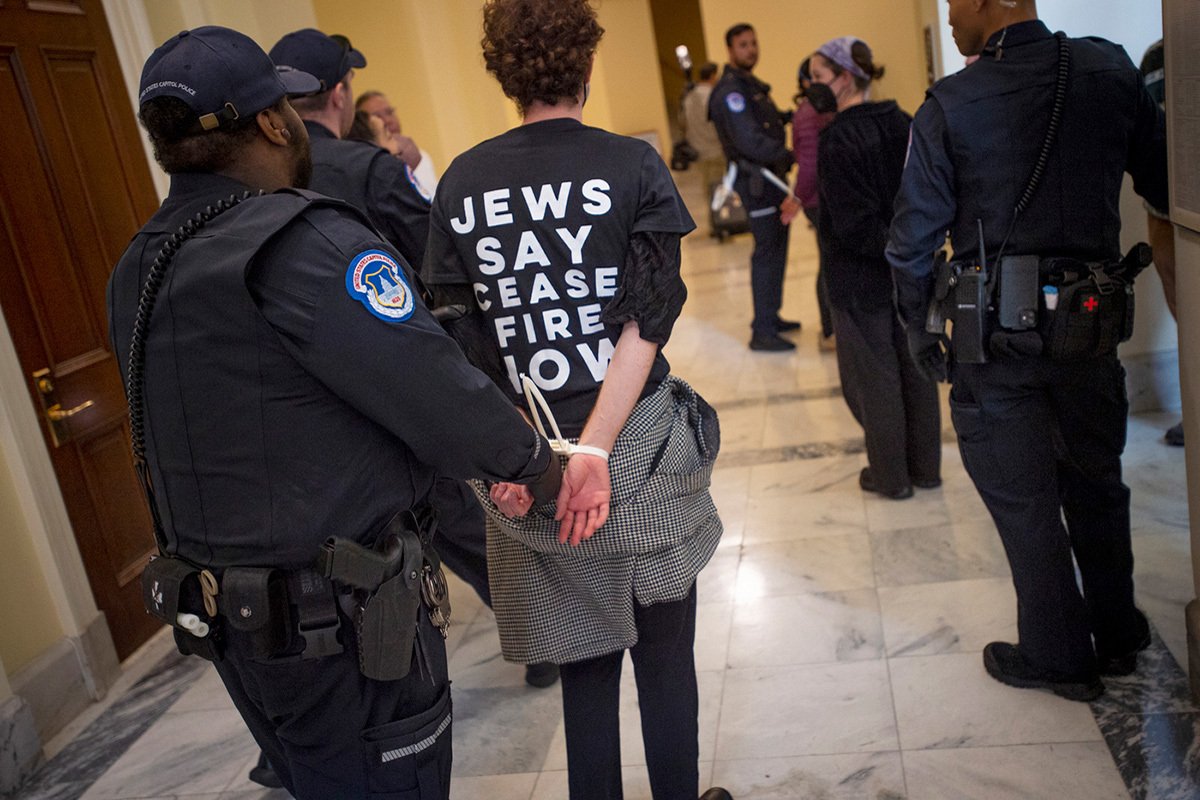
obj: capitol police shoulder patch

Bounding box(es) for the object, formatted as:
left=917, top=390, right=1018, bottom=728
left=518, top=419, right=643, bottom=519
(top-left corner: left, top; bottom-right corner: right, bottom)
left=725, top=92, right=746, bottom=113
left=345, top=249, right=416, bottom=323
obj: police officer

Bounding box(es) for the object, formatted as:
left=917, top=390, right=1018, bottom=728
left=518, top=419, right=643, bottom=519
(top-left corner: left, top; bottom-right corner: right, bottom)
left=108, top=27, right=560, bottom=799
left=708, top=22, right=798, bottom=351
left=887, top=0, right=1168, bottom=700
left=269, top=29, right=431, bottom=268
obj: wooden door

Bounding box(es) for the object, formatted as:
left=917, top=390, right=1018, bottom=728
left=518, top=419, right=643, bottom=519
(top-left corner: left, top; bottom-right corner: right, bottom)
left=0, top=0, right=163, bottom=659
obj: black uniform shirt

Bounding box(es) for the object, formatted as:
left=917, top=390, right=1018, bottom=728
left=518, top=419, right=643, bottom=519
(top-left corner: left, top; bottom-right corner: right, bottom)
left=108, top=172, right=549, bottom=569
left=707, top=65, right=791, bottom=176
left=305, top=120, right=432, bottom=271
left=886, top=20, right=1168, bottom=327
left=423, top=118, right=694, bottom=436
left=817, top=100, right=912, bottom=310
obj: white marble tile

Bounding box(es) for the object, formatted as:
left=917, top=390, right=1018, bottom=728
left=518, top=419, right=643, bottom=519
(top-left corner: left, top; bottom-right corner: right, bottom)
left=735, top=536, right=875, bottom=599
left=711, top=751, right=905, bottom=799
left=743, top=458, right=868, bottom=543
left=878, top=578, right=1017, bottom=658
left=903, top=742, right=1129, bottom=800
left=713, top=405, right=766, bottom=454
left=445, top=617, right=529, bottom=690
left=79, top=709, right=256, bottom=799
left=168, top=665, right=234, bottom=714
left=716, top=661, right=897, bottom=759
left=221, top=750, right=285, bottom=796
left=695, top=603, right=733, bottom=673
left=760, top=398, right=862, bottom=450
left=871, top=518, right=1010, bottom=588
left=449, top=772, right=537, bottom=800
left=889, top=653, right=1102, bottom=750
left=1132, top=531, right=1195, bottom=670
left=728, top=591, right=883, bottom=668
left=697, top=548, right=740, bottom=604
left=452, top=684, right=562, bottom=777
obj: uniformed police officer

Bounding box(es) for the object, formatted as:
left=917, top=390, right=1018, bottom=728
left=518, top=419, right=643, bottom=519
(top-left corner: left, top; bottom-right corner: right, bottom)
left=887, top=0, right=1168, bottom=700
left=108, top=27, right=560, bottom=799
left=708, top=23, right=798, bottom=351
left=269, top=29, right=432, bottom=268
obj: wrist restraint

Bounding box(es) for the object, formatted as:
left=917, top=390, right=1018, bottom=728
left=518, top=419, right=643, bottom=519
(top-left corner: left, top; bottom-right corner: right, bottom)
left=520, top=375, right=609, bottom=461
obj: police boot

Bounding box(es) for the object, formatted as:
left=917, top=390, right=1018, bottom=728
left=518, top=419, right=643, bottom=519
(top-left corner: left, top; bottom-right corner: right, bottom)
left=699, top=789, right=734, bottom=800
left=525, top=661, right=559, bottom=688
left=247, top=752, right=283, bottom=789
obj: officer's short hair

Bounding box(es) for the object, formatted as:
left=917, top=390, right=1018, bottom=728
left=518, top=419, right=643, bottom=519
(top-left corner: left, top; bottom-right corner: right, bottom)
left=699, top=62, right=718, bottom=81
left=725, top=24, right=753, bottom=48
left=139, top=95, right=275, bottom=173
left=289, top=87, right=335, bottom=116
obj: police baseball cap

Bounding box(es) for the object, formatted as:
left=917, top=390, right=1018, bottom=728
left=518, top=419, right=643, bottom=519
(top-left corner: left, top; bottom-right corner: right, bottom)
left=269, top=29, right=367, bottom=91
left=139, top=26, right=320, bottom=132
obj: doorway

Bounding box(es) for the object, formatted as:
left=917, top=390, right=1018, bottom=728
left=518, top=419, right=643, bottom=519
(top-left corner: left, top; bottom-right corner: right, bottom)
left=648, top=0, right=709, bottom=145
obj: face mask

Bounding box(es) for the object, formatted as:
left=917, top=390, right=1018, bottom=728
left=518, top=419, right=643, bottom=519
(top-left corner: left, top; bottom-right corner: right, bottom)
left=805, top=81, right=838, bottom=114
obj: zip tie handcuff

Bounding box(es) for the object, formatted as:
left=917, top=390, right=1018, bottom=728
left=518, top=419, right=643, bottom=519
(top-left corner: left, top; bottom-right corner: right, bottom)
left=520, top=374, right=609, bottom=461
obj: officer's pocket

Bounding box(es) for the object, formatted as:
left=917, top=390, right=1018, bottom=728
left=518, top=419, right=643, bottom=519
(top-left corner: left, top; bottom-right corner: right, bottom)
left=362, top=686, right=452, bottom=799
left=948, top=395, right=1009, bottom=490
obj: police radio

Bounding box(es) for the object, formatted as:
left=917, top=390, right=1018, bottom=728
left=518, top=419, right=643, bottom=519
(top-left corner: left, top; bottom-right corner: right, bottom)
left=951, top=220, right=991, bottom=364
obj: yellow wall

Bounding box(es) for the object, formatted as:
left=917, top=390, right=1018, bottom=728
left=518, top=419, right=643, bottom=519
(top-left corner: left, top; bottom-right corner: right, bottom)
left=0, top=453, right=63, bottom=673
left=699, top=0, right=929, bottom=115
left=312, top=0, right=672, bottom=170
left=143, top=0, right=317, bottom=57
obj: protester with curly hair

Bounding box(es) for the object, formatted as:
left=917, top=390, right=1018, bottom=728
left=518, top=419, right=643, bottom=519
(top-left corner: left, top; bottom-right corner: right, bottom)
left=423, top=2, right=729, bottom=799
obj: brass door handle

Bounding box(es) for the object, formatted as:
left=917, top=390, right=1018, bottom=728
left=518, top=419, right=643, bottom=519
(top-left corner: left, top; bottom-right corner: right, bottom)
left=46, top=400, right=95, bottom=421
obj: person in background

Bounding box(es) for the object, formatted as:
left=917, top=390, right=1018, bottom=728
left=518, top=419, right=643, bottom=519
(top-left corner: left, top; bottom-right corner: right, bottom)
left=682, top=62, right=725, bottom=197
left=811, top=36, right=941, bottom=501
left=781, top=56, right=838, bottom=351
left=1139, top=38, right=1181, bottom=447
left=423, top=2, right=728, bottom=798
left=358, top=89, right=440, bottom=196
left=709, top=22, right=799, bottom=351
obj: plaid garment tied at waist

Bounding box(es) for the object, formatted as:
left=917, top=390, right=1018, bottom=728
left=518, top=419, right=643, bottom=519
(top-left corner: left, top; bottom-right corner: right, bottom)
left=471, top=375, right=723, bottom=665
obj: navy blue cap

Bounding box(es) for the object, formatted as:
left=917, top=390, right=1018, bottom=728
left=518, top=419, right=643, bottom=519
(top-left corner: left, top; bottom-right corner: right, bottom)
left=139, top=26, right=320, bottom=131
left=269, top=29, right=367, bottom=91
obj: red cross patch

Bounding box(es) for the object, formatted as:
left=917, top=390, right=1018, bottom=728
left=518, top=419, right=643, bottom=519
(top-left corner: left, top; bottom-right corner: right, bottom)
left=1082, top=294, right=1100, bottom=313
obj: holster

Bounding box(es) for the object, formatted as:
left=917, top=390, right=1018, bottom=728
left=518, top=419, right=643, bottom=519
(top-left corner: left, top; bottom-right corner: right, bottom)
left=320, top=508, right=434, bottom=681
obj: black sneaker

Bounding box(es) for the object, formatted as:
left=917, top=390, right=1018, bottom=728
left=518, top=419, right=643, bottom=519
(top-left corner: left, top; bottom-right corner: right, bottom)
left=982, top=642, right=1103, bottom=701
left=1098, top=633, right=1152, bottom=677
left=525, top=661, right=560, bottom=688
left=774, top=318, right=802, bottom=333
left=699, top=789, right=734, bottom=800
left=859, top=468, right=913, bottom=500
left=749, top=333, right=796, bottom=352
left=1166, top=422, right=1184, bottom=447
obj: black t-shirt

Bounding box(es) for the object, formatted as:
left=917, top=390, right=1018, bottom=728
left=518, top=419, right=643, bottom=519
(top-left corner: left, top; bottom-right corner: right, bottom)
left=425, top=118, right=694, bottom=434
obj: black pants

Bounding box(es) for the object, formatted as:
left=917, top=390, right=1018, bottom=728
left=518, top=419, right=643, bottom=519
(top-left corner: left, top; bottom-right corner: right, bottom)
left=951, top=355, right=1149, bottom=676
left=833, top=303, right=941, bottom=492
left=747, top=202, right=790, bottom=334
left=215, top=607, right=452, bottom=799
left=559, top=585, right=699, bottom=800
left=431, top=477, right=492, bottom=607
left=802, top=206, right=833, bottom=338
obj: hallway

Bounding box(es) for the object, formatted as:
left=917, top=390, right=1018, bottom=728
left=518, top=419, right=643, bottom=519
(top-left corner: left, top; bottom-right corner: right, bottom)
left=15, top=170, right=1197, bottom=800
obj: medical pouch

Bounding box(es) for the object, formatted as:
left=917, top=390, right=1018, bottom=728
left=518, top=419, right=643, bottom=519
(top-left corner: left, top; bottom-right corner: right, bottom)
left=222, top=567, right=291, bottom=659
left=1039, top=269, right=1133, bottom=361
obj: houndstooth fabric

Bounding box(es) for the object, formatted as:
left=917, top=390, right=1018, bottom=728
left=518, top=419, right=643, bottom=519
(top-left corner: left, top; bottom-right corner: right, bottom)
left=471, top=375, right=723, bottom=665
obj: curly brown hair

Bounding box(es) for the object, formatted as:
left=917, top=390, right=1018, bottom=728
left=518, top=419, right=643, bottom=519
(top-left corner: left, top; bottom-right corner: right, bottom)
left=481, top=0, right=604, bottom=114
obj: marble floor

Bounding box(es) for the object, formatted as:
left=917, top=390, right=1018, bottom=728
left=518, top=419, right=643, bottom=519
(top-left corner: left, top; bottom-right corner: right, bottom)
left=16, top=172, right=1196, bottom=800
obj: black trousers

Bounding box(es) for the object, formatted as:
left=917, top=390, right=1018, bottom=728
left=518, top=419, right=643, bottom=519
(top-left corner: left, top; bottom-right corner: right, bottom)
left=950, top=354, right=1149, bottom=676
left=833, top=303, right=941, bottom=492
left=430, top=477, right=492, bottom=607
left=747, top=204, right=790, bottom=334
left=802, top=206, right=833, bottom=338
left=559, top=585, right=699, bottom=800
left=215, top=606, right=452, bottom=799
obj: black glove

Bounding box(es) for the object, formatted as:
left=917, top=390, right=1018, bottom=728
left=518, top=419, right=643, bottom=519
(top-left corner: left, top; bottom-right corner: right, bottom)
left=526, top=440, right=563, bottom=505
left=906, top=327, right=949, bottom=383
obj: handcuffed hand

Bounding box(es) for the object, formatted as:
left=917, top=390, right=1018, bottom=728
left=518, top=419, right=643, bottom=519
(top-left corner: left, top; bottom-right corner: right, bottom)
left=490, top=482, right=534, bottom=517
left=906, top=327, right=950, bottom=383
left=779, top=195, right=802, bottom=225
left=554, top=453, right=611, bottom=547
